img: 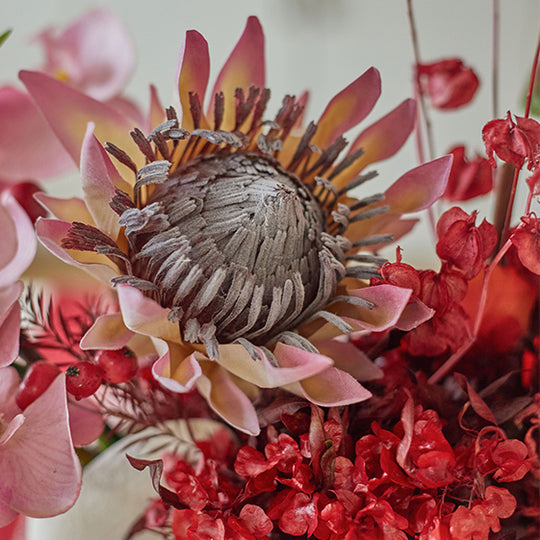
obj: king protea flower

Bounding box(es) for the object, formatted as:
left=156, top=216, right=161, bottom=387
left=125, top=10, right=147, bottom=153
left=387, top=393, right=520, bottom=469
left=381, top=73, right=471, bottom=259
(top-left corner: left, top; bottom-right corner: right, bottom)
left=24, top=17, right=449, bottom=434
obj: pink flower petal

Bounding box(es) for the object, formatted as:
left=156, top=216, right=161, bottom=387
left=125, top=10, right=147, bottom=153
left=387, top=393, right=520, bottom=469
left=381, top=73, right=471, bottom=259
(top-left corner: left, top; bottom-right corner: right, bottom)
left=80, top=313, right=133, bottom=350
left=0, top=282, right=23, bottom=368
left=148, top=85, right=166, bottom=132
left=37, top=8, right=135, bottom=101
left=68, top=398, right=105, bottom=447
left=197, top=361, right=260, bottom=435
left=0, top=510, right=25, bottom=534
left=36, top=218, right=119, bottom=282
left=0, top=194, right=36, bottom=288
left=215, top=342, right=332, bottom=388
left=176, top=30, right=210, bottom=130
left=20, top=71, right=137, bottom=169
left=0, top=87, right=73, bottom=182
left=0, top=415, right=24, bottom=447
left=384, top=156, right=452, bottom=213
left=34, top=193, right=93, bottom=223
left=0, top=201, right=17, bottom=270
left=313, top=67, right=381, bottom=150
left=117, top=285, right=182, bottom=343
left=394, top=297, right=434, bottom=331
left=80, top=123, right=131, bottom=238
left=208, top=16, right=265, bottom=130
left=152, top=350, right=202, bottom=393
left=0, top=367, right=20, bottom=411
left=0, top=374, right=82, bottom=518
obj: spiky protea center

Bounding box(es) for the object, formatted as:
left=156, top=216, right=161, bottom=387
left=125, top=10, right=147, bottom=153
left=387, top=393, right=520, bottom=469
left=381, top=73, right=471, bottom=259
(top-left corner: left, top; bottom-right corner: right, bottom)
left=120, top=151, right=347, bottom=357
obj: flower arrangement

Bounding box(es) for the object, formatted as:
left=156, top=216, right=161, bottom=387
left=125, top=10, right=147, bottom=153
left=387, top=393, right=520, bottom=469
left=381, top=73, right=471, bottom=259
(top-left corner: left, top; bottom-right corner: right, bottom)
left=0, top=3, right=539, bottom=539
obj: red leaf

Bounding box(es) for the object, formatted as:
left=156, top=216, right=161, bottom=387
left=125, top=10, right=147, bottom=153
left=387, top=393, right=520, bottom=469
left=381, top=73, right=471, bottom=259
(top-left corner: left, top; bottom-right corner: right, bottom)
left=455, top=373, right=497, bottom=425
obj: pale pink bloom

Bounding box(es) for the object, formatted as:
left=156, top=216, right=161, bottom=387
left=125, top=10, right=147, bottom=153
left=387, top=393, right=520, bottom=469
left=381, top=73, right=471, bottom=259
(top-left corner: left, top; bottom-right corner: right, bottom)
left=0, top=367, right=82, bottom=526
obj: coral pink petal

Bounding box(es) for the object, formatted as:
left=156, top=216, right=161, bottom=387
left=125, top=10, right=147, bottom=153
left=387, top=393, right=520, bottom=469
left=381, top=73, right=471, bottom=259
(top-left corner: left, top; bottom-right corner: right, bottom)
left=20, top=71, right=137, bottom=169
left=197, top=361, right=260, bottom=436
left=216, top=342, right=331, bottom=388
left=395, top=297, right=434, bottom=331
left=0, top=510, right=25, bottom=534
left=176, top=30, right=210, bottom=130
left=0, top=282, right=23, bottom=368
left=117, top=285, right=182, bottom=343
left=0, top=374, right=82, bottom=518
left=81, top=123, right=130, bottom=238
left=0, top=87, right=73, bottom=182
left=293, top=367, right=372, bottom=406
left=313, top=67, right=381, bottom=150
left=0, top=195, right=36, bottom=288
left=314, top=339, right=383, bottom=381
left=152, top=351, right=202, bottom=393
left=36, top=218, right=119, bottom=282
left=80, top=312, right=133, bottom=350
left=384, top=155, right=452, bottom=213
left=67, top=398, right=105, bottom=447
left=346, top=284, right=412, bottom=332
left=209, top=16, right=265, bottom=130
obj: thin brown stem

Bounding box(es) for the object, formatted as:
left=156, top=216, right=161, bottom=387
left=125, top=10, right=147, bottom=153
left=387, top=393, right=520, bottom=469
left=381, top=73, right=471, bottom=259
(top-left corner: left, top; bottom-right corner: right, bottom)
left=524, top=31, right=540, bottom=118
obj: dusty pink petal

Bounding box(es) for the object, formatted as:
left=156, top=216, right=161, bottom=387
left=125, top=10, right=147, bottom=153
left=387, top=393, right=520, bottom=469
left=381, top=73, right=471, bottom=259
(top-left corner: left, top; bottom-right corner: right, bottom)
left=346, top=284, right=412, bottom=331
left=36, top=218, right=119, bottom=282
left=313, top=67, right=381, bottom=150
left=0, top=282, right=23, bottom=368
left=37, top=8, right=134, bottom=101
left=80, top=312, right=133, bottom=350
left=80, top=123, right=131, bottom=238
left=0, top=367, right=20, bottom=411
left=0, top=194, right=36, bottom=288
left=313, top=339, right=383, bottom=381
left=152, top=350, right=202, bottom=392
left=117, top=285, right=182, bottom=343
left=290, top=366, right=372, bottom=407
left=176, top=30, right=210, bottom=130
left=215, top=342, right=332, bottom=388
left=394, top=297, right=434, bottom=331
left=148, top=85, right=166, bottom=132
left=67, top=398, right=104, bottom=447
left=0, top=87, right=73, bottom=182
left=208, top=16, right=265, bottom=130
left=0, top=201, right=17, bottom=269
left=20, top=71, right=137, bottom=169
left=0, top=507, right=24, bottom=532
left=105, top=96, right=145, bottom=126
left=384, top=155, right=452, bottom=213
left=34, top=193, right=92, bottom=223
left=0, top=374, right=82, bottom=518
left=0, top=415, right=24, bottom=447
left=197, top=361, right=260, bottom=436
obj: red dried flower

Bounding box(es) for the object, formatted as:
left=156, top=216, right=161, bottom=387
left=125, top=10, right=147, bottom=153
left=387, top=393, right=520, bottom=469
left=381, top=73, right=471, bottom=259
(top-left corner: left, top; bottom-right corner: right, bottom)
left=482, top=111, right=540, bottom=170
left=511, top=213, right=540, bottom=275
left=443, top=145, right=493, bottom=201
left=417, top=58, right=479, bottom=109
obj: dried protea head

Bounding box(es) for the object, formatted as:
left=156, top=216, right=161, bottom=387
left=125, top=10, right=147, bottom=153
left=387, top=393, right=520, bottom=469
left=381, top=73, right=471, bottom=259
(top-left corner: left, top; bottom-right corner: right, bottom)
left=63, top=89, right=391, bottom=359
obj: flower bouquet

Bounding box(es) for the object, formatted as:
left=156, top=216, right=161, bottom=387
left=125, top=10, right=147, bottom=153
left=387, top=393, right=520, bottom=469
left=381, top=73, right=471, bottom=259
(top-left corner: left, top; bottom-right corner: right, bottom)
left=0, top=3, right=539, bottom=539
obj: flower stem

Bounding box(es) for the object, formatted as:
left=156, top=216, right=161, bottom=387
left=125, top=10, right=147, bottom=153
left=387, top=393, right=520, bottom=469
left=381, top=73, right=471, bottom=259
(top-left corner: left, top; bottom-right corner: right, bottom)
left=524, top=31, right=540, bottom=119
left=492, top=0, right=499, bottom=119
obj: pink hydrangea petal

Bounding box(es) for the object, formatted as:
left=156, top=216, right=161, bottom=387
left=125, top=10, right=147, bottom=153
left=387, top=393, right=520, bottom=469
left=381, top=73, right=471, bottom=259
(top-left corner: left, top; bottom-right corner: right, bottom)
left=313, top=67, right=381, bottom=150
left=314, top=339, right=383, bottom=381
left=197, top=361, right=260, bottom=436
left=80, top=313, right=133, bottom=350
left=215, top=342, right=332, bottom=388
left=0, top=374, right=82, bottom=518
left=80, top=123, right=131, bottom=238
left=176, top=30, right=210, bottom=130
left=36, top=218, right=119, bottom=282
left=152, top=350, right=202, bottom=393
left=117, top=285, right=182, bottom=343
left=0, top=282, right=23, bottom=368
left=208, top=16, right=265, bottom=130
left=68, top=398, right=105, bottom=447
left=20, top=71, right=138, bottom=170
left=384, top=155, right=452, bottom=213
left=37, top=8, right=134, bottom=101
left=0, top=195, right=36, bottom=288
left=0, top=87, right=73, bottom=182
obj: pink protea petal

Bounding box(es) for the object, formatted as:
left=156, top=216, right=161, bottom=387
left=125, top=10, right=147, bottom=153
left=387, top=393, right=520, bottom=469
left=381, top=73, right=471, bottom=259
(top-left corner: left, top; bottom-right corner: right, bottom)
left=34, top=193, right=93, bottom=223
left=0, top=87, right=73, bottom=182
left=290, top=366, right=372, bottom=407
left=176, top=30, right=210, bottom=130
left=80, top=123, right=131, bottom=238
left=0, top=374, right=82, bottom=518
left=313, top=67, right=381, bottom=150
left=394, top=297, right=434, bottom=331
left=197, top=361, right=260, bottom=435
left=384, top=155, right=452, bottom=213
left=20, top=71, right=137, bottom=169
left=0, top=282, right=23, bottom=368
left=314, top=339, right=383, bottom=381
left=148, top=85, right=166, bottom=132
left=36, top=218, right=119, bottom=282
left=0, top=194, right=36, bottom=288
left=152, top=350, right=202, bottom=393
left=67, top=398, right=105, bottom=447
left=37, top=8, right=134, bottom=101
left=214, top=342, right=332, bottom=388
left=80, top=313, right=134, bottom=350
left=208, top=16, right=265, bottom=130
left=116, top=285, right=182, bottom=344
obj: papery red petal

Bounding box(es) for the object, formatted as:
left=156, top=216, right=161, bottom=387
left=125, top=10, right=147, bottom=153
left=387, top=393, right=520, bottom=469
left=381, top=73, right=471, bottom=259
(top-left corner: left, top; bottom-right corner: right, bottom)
left=449, top=506, right=490, bottom=540
left=235, top=445, right=275, bottom=477
left=238, top=504, right=273, bottom=537
left=491, top=439, right=530, bottom=482
left=511, top=215, right=540, bottom=274
left=483, top=486, right=517, bottom=519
